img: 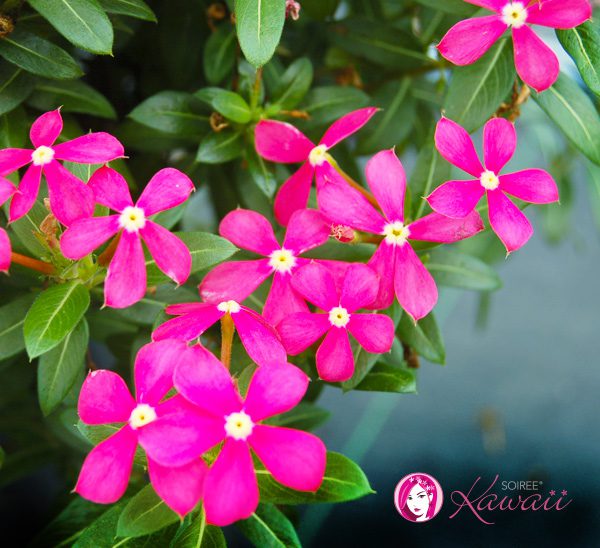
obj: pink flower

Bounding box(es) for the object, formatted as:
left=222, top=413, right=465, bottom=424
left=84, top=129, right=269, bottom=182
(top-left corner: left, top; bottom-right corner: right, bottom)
left=437, top=0, right=592, bottom=92
left=200, top=208, right=341, bottom=326
left=0, top=227, right=10, bottom=273
left=429, top=117, right=558, bottom=253
left=139, top=345, right=326, bottom=526
left=75, top=340, right=207, bottom=517
left=278, top=263, right=395, bottom=382
left=60, top=166, right=194, bottom=308
left=318, top=149, right=485, bottom=321
left=255, top=107, right=378, bottom=225
left=153, top=300, right=287, bottom=368
left=0, top=109, right=124, bottom=225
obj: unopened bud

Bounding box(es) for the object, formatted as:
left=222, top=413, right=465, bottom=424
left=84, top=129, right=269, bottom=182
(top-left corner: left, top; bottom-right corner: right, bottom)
left=331, top=224, right=355, bottom=243
left=285, top=0, right=301, bottom=20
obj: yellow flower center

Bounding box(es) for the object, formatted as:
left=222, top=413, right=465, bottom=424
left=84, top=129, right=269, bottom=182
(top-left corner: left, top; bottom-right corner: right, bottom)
left=328, top=306, right=350, bottom=328
left=501, top=2, right=528, bottom=28
left=269, top=248, right=297, bottom=274
left=383, top=221, right=410, bottom=246
left=31, top=146, right=55, bottom=166
left=308, top=145, right=328, bottom=167
left=480, top=170, right=500, bottom=190
left=217, top=300, right=241, bottom=314
left=119, top=206, right=146, bottom=232
left=129, top=403, right=157, bottom=429
left=224, top=411, right=254, bottom=441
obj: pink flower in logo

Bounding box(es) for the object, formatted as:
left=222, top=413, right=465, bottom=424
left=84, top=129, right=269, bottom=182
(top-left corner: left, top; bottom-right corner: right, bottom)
left=437, top=0, right=592, bottom=92
left=395, top=473, right=444, bottom=523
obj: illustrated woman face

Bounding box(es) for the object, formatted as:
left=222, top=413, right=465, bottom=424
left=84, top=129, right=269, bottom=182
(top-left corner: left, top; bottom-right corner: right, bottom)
left=406, top=483, right=432, bottom=519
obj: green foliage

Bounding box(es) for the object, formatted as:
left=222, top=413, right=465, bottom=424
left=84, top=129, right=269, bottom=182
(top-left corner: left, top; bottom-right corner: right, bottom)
left=557, top=21, right=600, bottom=98
left=238, top=504, right=301, bottom=548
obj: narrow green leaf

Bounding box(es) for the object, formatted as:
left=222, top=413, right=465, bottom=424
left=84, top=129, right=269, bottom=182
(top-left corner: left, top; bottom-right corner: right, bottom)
left=24, top=282, right=90, bottom=359
left=171, top=509, right=226, bottom=548
left=196, top=131, right=244, bottom=164
left=355, top=363, right=417, bottom=394
left=238, top=504, right=301, bottom=548
left=73, top=501, right=128, bottom=548
left=557, top=21, right=600, bottom=97
left=271, top=57, right=313, bottom=110
left=246, top=145, right=277, bottom=198
left=0, top=61, right=35, bottom=116
left=302, top=86, right=369, bottom=125
left=195, top=88, right=252, bottom=123
left=427, top=250, right=502, bottom=291
left=99, top=0, right=157, bottom=21
left=413, top=0, right=478, bottom=15
left=397, top=312, right=445, bottom=365
left=0, top=294, right=36, bottom=360
left=2, top=199, right=48, bottom=256
left=204, top=25, right=236, bottom=85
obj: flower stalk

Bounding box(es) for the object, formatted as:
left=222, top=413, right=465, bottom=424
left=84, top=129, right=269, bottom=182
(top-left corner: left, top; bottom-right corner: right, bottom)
left=9, top=252, right=55, bottom=275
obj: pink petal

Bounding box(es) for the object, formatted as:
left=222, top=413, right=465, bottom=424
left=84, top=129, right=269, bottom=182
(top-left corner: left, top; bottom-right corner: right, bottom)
left=319, top=107, right=378, bottom=149
left=408, top=210, right=484, bottom=243
left=255, top=120, right=314, bottom=163
left=136, top=168, right=195, bottom=216
left=219, top=209, right=279, bottom=255
left=244, top=363, right=309, bottom=421
left=232, top=307, right=287, bottom=368
left=135, top=340, right=194, bottom=406
left=487, top=189, right=533, bottom=253
left=464, top=0, right=505, bottom=9
left=53, top=132, right=124, bottom=163
left=394, top=244, right=438, bottom=322
left=9, top=165, right=41, bottom=222
left=348, top=313, right=394, bottom=353
left=526, top=0, right=592, bottom=29
left=60, top=216, right=120, bottom=260
left=0, top=177, right=16, bottom=206
left=435, top=117, right=484, bottom=177
left=148, top=457, right=207, bottom=517
left=283, top=208, right=330, bottom=255
left=249, top=425, right=326, bottom=491
left=0, top=228, right=11, bottom=272
left=483, top=117, right=516, bottom=173
left=318, top=162, right=385, bottom=234
left=365, top=149, right=406, bottom=221
left=437, top=16, right=507, bottom=65
left=140, top=221, right=191, bottom=284
left=30, top=109, right=63, bottom=148
left=274, top=162, right=315, bottom=226
left=499, top=169, right=559, bottom=204
left=277, top=312, right=330, bottom=355
left=74, top=426, right=137, bottom=504
left=174, top=344, right=242, bottom=416
left=78, top=370, right=136, bottom=425
left=316, top=327, right=354, bottom=382
left=164, top=302, right=214, bottom=315
left=199, top=259, right=272, bottom=304
left=367, top=243, right=396, bottom=310
left=512, top=26, right=559, bottom=92
left=263, top=271, right=310, bottom=327
left=340, top=263, right=379, bottom=312
left=152, top=305, right=223, bottom=342
left=45, top=161, right=95, bottom=226
left=104, top=231, right=147, bottom=308
left=204, top=439, right=258, bottom=527
left=0, top=148, right=32, bottom=175
left=290, top=261, right=339, bottom=311
left=88, top=166, right=133, bottom=212
left=427, top=179, right=485, bottom=218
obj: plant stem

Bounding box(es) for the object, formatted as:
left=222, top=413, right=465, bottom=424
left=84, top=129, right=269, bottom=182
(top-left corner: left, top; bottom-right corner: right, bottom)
left=10, top=252, right=55, bottom=275
left=250, top=67, right=263, bottom=112
left=97, top=233, right=121, bottom=267
left=220, top=314, right=235, bottom=370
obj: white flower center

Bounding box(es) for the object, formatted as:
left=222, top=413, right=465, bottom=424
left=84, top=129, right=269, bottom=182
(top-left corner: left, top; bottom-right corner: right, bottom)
left=383, top=221, right=410, bottom=246
left=328, top=306, right=350, bottom=328
left=119, top=206, right=146, bottom=232
left=31, top=146, right=55, bottom=166
left=501, top=2, right=528, bottom=28
left=129, top=403, right=157, bottom=429
left=308, top=145, right=328, bottom=167
left=224, top=411, right=254, bottom=441
left=217, top=300, right=241, bottom=314
left=480, top=170, right=500, bottom=190
left=269, top=248, right=297, bottom=274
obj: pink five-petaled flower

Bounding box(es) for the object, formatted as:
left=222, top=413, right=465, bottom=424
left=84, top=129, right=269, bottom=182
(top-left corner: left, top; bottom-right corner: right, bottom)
left=278, top=262, right=395, bottom=382
left=429, top=117, right=559, bottom=253
left=318, top=149, right=485, bottom=321
left=0, top=109, right=124, bottom=225
left=60, top=166, right=194, bottom=308
left=0, top=227, right=9, bottom=272
left=152, top=299, right=287, bottom=368
left=200, top=208, right=336, bottom=327
left=255, top=107, right=378, bottom=225
left=437, top=0, right=592, bottom=92
left=75, top=340, right=207, bottom=517
left=138, top=345, right=327, bottom=526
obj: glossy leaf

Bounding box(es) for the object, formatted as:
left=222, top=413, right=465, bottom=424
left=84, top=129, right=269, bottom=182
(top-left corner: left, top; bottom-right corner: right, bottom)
left=238, top=504, right=301, bottom=548
left=196, top=131, right=244, bottom=164
left=0, top=294, right=36, bottom=361
left=0, top=61, right=35, bottom=116
left=427, top=250, right=502, bottom=291
left=355, top=363, right=417, bottom=394
left=271, top=57, right=313, bottom=110
left=557, top=21, right=600, bottom=98
left=301, top=86, right=369, bottom=125
left=195, top=88, right=252, bottom=123
left=99, top=0, right=156, bottom=21
left=171, top=509, right=226, bottom=548
left=397, top=312, right=445, bottom=365
left=204, top=25, right=236, bottom=85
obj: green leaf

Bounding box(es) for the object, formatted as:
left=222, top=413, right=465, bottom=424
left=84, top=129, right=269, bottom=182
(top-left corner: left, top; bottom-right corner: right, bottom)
left=301, top=0, right=339, bottom=19
left=196, top=131, right=244, bottom=164
left=235, top=0, right=286, bottom=68
left=98, top=0, right=157, bottom=21
left=427, top=250, right=502, bottom=291
left=171, top=510, right=226, bottom=548
left=0, top=61, right=35, bottom=116
left=0, top=29, right=83, bottom=80
left=258, top=452, right=373, bottom=504
left=73, top=501, right=127, bottom=548
left=204, top=25, right=236, bottom=85
left=413, top=0, right=477, bottom=15
left=246, top=145, right=277, bottom=198
left=340, top=341, right=379, bottom=392
left=444, top=39, right=515, bottom=132
left=238, top=504, right=301, bottom=548
left=271, top=57, right=313, bottom=110
left=77, top=420, right=147, bottom=467
left=397, top=312, right=445, bottom=365
left=557, top=21, right=600, bottom=97
left=0, top=294, right=36, bottom=361
left=24, top=282, right=90, bottom=359
left=27, top=79, right=116, bottom=119
left=264, top=402, right=330, bottom=431
left=532, top=72, right=600, bottom=165
left=195, top=88, right=252, bottom=123
left=302, top=86, right=369, bottom=125
left=37, top=319, right=88, bottom=416
left=129, top=91, right=208, bottom=136
left=410, top=142, right=451, bottom=219
left=117, top=484, right=179, bottom=538
left=2, top=199, right=48, bottom=256
left=355, top=363, right=417, bottom=394
left=28, top=0, right=114, bottom=55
